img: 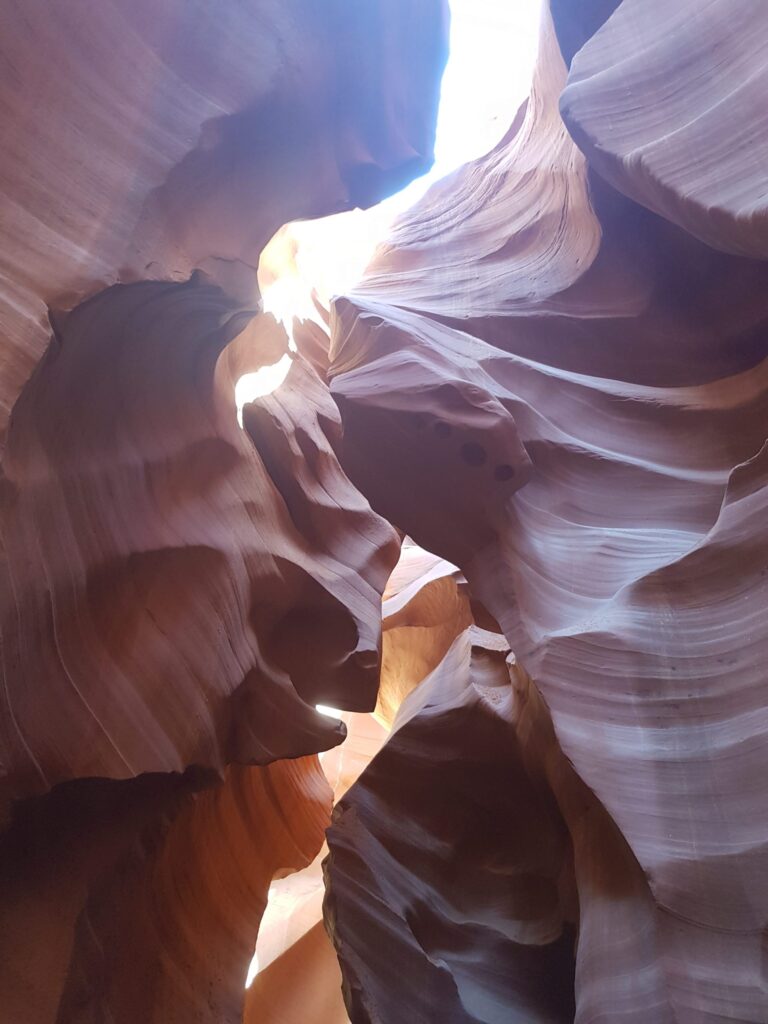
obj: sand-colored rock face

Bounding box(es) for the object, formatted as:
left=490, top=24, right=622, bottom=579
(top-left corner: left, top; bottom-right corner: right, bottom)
left=2, top=0, right=768, bottom=1022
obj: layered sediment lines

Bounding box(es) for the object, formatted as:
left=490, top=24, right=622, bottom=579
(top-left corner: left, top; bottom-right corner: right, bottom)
left=326, top=624, right=577, bottom=1024
left=326, top=4, right=768, bottom=1021
left=560, top=0, right=768, bottom=259
left=1, top=0, right=767, bottom=1021
left=0, top=2, right=448, bottom=1020
left=0, top=279, right=397, bottom=807
left=0, top=0, right=446, bottom=439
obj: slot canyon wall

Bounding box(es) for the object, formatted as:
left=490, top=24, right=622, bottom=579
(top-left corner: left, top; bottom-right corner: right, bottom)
left=0, top=1, right=767, bottom=1023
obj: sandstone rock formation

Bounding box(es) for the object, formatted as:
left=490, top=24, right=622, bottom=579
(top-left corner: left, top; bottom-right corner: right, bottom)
left=560, top=0, right=768, bottom=259
left=243, top=709, right=386, bottom=1024
left=0, top=0, right=446, bottom=436
left=324, top=4, right=768, bottom=1022
left=2, top=0, right=768, bottom=1022
left=326, top=625, right=578, bottom=1024
left=0, top=2, right=445, bottom=1020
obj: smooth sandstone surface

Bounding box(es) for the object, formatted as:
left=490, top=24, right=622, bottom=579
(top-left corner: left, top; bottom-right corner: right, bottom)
left=0, top=0, right=447, bottom=440
left=561, top=0, right=768, bottom=259
left=1, top=0, right=767, bottom=1022
left=0, top=279, right=397, bottom=808
left=0, top=2, right=446, bottom=1020
left=325, top=4, right=768, bottom=1022
left=0, top=756, right=331, bottom=1024
left=326, top=624, right=578, bottom=1024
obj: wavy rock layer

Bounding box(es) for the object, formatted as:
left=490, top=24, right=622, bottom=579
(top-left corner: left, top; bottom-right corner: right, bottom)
left=0, top=0, right=446, bottom=440
left=244, top=544, right=471, bottom=1023
left=326, top=623, right=577, bottom=1024
left=2, top=1, right=767, bottom=1022
left=0, top=2, right=451, bottom=1022
left=326, top=4, right=768, bottom=1022
left=243, top=547, right=461, bottom=1024
left=0, top=755, right=331, bottom=1024
left=561, top=0, right=768, bottom=259
left=0, top=278, right=398, bottom=810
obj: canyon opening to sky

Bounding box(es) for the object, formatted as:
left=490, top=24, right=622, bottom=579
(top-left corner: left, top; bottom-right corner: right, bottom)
left=236, top=0, right=542, bottom=417
left=2, top=0, right=767, bottom=1021
left=243, top=2, right=541, bottom=986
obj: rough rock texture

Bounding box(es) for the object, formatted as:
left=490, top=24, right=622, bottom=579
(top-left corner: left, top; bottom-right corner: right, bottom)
left=325, top=4, right=768, bottom=1022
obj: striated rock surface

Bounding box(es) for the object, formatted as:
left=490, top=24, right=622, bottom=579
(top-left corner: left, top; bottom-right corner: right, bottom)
left=0, top=755, right=331, bottom=1023
left=244, top=544, right=470, bottom=1023
left=0, top=3, right=449, bottom=1019
left=326, top=3, right=768, bottom=1021
left=2, top=0, right=768, bottom=1022
left=0, top=274, right=400, bottom=1019
left=560, top=0, right=768, bottom=259
left=0, top=278, right=397, bottom=810
left=0, top=0, right=447, bottom=440
left=326, top=622, right=577, bottom=1024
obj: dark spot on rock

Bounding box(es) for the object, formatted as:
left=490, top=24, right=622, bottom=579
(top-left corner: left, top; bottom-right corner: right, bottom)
left=460, top=441, right=486, bottom=466
left=494, top=464, right=515, bottom=481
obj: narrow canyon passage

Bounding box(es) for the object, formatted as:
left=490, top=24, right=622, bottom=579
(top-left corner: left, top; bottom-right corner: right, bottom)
left=0, top=2, right=767, bottom=1023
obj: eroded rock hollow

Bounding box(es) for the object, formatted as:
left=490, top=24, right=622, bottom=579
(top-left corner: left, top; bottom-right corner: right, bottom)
left=1, top=1, right=767, bottom=1022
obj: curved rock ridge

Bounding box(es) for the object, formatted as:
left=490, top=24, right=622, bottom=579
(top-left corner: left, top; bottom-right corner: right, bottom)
left=354, top=6, right=600, bottom=320
left=327, top=4, right=768, bottom=1019
left=0, top=755, right=330, bottom=1024
left=325, top=623, right=577, bottom=1024
left=322, top=543, right=687, bottom=1023
left=341, top=7, right=768, bottom=389
left=325, top=593, right=681, bottom=1023
left=509, top=656, right=677, bottom=1024
left=377, top=543, right=472, bottom=726
left=560, top=0, right=768, bottom=259
left=244, top=543, right=461, bottom=1023
left=62, top=758, right=331, bottom=1024
left=2, top=0, right=767, bottom=1022
left=0, top=3, right=450, bottom=1022
left=0, top=0, right=447, bottom=441
left=243, top=709, right=385, bottom=1024
left=244, top=542, right=475, bottom=1022
left=0, top=277, right=398, bottom=809
left=330, top=247, right=768, bottom=1024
